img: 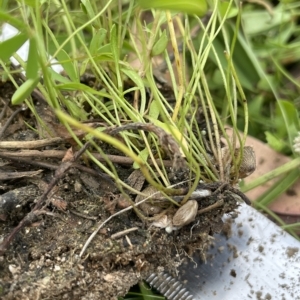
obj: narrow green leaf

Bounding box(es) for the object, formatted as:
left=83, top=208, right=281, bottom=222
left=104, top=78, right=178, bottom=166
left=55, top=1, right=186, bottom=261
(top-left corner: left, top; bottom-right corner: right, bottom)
left=80, top=3, right=87, bottom=14
left=11, top=77, right=39, bottom=105
left=91, top=44, right=114, bottom=62
left=255, top=169, right=299, bottom=206
left=110, top=24, right=122, bottom=90
left=110, top=24, right=118, bottom=59
left=137, top=0, right=207, bottom=16
left=138, top=281, right=157, bottom=298
left=81, top=0, right=95, bottom=19
left=122, top=67, right=146, bottom=114
left=151, top=30, right=168, bottom=57
left=64, top=99, right=88, bottom=121
left=89, top=28, right=107, bottom=54
left=0, top=33, right=27, bottom=62
left=0, top=11, right=26, bottom=30
left=56, top=49, right=78, bottom=82
left=80, top=0, right=100, bottom=29
left=241, top=158, right=300, bottom=193
left=56, top=82, right=111, bottom=98
left=49, top=68, right=71, bottom=84
left=26, top=38, right=39, bottom=79
left=93, top=53, right=114, bottom=62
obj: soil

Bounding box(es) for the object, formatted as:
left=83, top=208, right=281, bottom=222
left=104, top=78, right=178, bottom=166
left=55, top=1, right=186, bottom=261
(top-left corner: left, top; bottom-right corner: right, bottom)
left=0, top=80, right=239, bottom=299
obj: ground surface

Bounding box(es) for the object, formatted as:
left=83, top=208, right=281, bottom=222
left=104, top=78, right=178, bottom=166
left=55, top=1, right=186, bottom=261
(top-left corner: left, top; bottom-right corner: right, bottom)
left=0, top=80, right=238, bottom=299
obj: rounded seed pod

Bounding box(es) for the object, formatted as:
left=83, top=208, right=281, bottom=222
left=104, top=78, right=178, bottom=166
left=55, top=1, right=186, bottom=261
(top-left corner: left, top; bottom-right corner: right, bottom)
left=223, top=146, right=256, bottom=179
left=172, top=200, right=198, bottom=229
left=238, top=146, right=256, bottom=178
left=135, top=186, right=165, bottom=216
left=151, top=215, right=171, bottom=229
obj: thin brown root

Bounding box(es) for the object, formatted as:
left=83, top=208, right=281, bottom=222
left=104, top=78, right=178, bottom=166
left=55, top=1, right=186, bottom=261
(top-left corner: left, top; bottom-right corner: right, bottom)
left=0, top=105, right=27, bottom=139
left=111, top=227, right=139, bottom=239
left=0, top=137, right=63, bottom=149
left=0, top=150, right=174, bottom=167
left=69, top=210, right=98, bottom=220
left=197, top=199, right=224, bottom=215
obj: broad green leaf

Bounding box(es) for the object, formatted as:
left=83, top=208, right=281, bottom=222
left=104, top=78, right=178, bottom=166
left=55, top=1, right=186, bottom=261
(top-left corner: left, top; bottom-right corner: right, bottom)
left=0, top=1, right=9, bottom=10
left=148, top=100, right=161, bottom=119
left=137, top=0, right=207, bottom=16
left=110, top=25, right=118, bottom=60
left=231, top=30, right=262, bottom=89
left=276, top=100, right=299, bottom=129
left=11, top=77, right=39, bottom=105
left=26, top=38, right=39, bottom=79
left=151, top=30, right=168, bottom=56
left=22, top=0, right=36, bottom=7
left=91, top=44, right=114, bottom=62
left=201, top=24, right=262, bottom=90
left=265, top=131, right=285, bottom=152
left=269, top=22, right=295, bottom=44
left=218, top=2, right=238, bottom=19
left=0, top=33, right=27, bottom=62
left=257, top=75, right=276, bottom=92
left=275, top=100, right=299, bottom=141
left=97, top=43, right=111, bottom=54
left=248, top=95, right=264, bottom=119
left=64, top=99, right=88, bottom=120
left=133, top=147, right=149, bottom=169
left=56, top=49, right=78, bottom=82
left=242, top=10, right=291, bottom=35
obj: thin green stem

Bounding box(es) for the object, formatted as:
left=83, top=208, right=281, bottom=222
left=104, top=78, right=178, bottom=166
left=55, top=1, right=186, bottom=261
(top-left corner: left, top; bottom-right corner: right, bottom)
left=241, top=157, right=300, bottom=192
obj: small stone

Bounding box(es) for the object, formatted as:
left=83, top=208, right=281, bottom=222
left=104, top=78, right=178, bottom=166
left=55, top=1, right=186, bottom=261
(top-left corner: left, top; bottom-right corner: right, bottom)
left=54, top=265, right=61, bottom=271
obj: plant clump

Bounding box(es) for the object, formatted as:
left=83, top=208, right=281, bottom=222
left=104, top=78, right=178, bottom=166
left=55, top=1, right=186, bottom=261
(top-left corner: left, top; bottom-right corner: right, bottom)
left=0, top=1, right=258, bottom=298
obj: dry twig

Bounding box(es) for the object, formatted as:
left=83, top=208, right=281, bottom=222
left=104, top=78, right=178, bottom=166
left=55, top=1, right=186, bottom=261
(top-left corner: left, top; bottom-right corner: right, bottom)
left=0, top=105, right=27, bottom=139
left=0, top=150, right=174, bottom=167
